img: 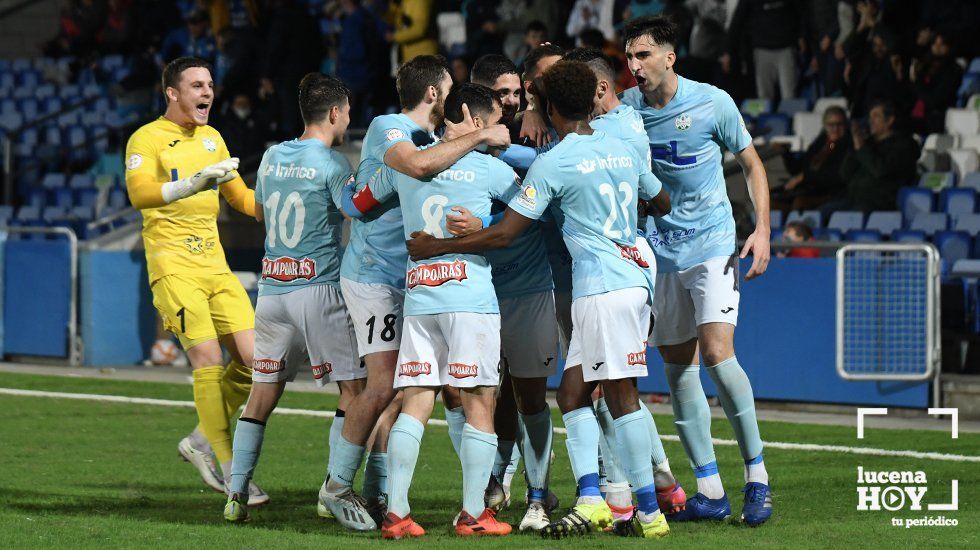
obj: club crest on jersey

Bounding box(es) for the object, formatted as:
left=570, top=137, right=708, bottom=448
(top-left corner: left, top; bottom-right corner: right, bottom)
left=202, top=138, right=217, bottom=152
left=262, top=256, right=317, bottom=282
left=254, top=358, right=283, bottom=374
left=627, top=351, right=647, bottom=366
left=448, top=363, right=478, bottom=379
left=674, top=113, right=692, bottom=131
left=618, top=244, right=650, bottom=267
left=386, top=128, right=405, bottom=141
left=311, top=363, right=333, bottom=380
left=406, top=260, right=468, bottom=289
left=400, top=361, right=432, bottom=376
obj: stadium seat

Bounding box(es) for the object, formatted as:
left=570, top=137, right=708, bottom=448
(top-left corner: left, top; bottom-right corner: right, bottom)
left=940, top=188, right=977, bottom=217
left=792, top=112, right=823, bottom=149
left=967, top=93, right=980, bottom=112
left=845, top=229, right=882, bottom=242
left=934, top=230, right=972, bottom=269
left=898, top=187, right=933, bottom=221
left=816, top=228, right=842, bottom=241
left=909, top=213, right=949, bottom=235
left=960, top=172, right=980, bottom=193
left=949, top=149, right=979, bottom=179
left=777, top=98, right=810, bottom=117
left=82, top=84, right=101, bottom=98
left=34, top=83, right=55, bottom=100
left=0, top=111, right=23, bottom=132
left=969, top=58, right=980, bottom=75
left=108, top=188, right=129, bottom=209
left=81, top=111, right=102, bottom=126
left=955, top=213, right=980, bottom=236
left=41, top=173, right=66, bottom=190
left=25, top=188, right=45, bottom=208
left=919, top=150, right=951, bottom=172
left=43, top=125, right=61, bottom=145
left=740, top=98, right=772, bottom=118
left=42, top=206, right=67, bottom=224
left=892, top=229, right=928, bottom=243
left=50, top=187, right=73, bottom=208
left=755, top=113, right=791, bottom=137
left=0, top=205, right=14, bottom=225
left=17, top=70, right=40, bottom=89
left=76, top=187, right=100, bottom=208
left=946, top=108, right=980, bottom=137
left=71, top=205, right=96, bottom=221
left=42, top=96, right=62, bottom=115
left=827, top=211, right=864, bottom=233
left=786, top=209, right=822, bottom=228
left=769, top=210, right=783, bottom=229
left=865, top=211, right=903, bottom=236
left=58, top=84, right=81, bottom=100
left=922, top=133, right=959, bottom=152
left=16, top=98, right=38, bottom=119
left=918, top=171, right=955, bottom=190
left=10, top=58, right=30, bottom=72
left=14, top=206, right=40, bottom=225
left=69, top=174, right=95, bottom=189
left=962, top=135, right=980, bottom=154
left=0, top=72, right=12, bottom=89
left=93, top=97, right=112, bottom=113
left=770, top=228, right=783, bottom=241
left=58, top=111, right=80, bottom=127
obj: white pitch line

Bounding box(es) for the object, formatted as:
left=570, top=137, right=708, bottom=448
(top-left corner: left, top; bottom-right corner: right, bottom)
left=3, top=387, right=978, bottom=463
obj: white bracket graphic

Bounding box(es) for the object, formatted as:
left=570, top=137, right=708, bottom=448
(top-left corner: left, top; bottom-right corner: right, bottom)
left=857, top=408, right=888, bottom=439
left=927, top=480, right=959, bottom=511
left=928, top=408, right=959, bottom=439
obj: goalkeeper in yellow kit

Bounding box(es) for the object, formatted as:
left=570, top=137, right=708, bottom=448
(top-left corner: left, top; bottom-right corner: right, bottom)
left=125, top=57, right=267, bottom=505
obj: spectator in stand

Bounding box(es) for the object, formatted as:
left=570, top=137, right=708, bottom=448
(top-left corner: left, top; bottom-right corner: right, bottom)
left=566, top=0, right=615, bottom=43
left=214, top=26, right=257, bottom=101
left=727, top=0, right=803, bottom=102
left=260, top=0, right=324, bottom=138
left=43, top=0, right=108, bottom=58
left=512, top=20, right=547, bottom=69
left=845, top=27, right=910, bottom=118
left=495, top=1, right=562, bottom=63
left=386, top=0, right=438, bottom=63
left=214, top=93, right=269, bottom=160
left=773, top=106, right=851, bottom=212
left=207, top=0, right=260, bottom=36
left=159, top=9, right=217, bottom=64
left=832, top=99, right=918, bottom=214
left=98, top=0, right=133, bottom=55
left=464, top=0, right=503, bottom=59
left=778, top=222, right=822, bottom=258
left=450, top=56, right=469, bottom=85
left=327, top=0, right=389, bottom=128
left=803, top=0, right=844, bottom=97
left=623, top=0, right=666, bottom=20
left=909, top=31, right=962, bottom=135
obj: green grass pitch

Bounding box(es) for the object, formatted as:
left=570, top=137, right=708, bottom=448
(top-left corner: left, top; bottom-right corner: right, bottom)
left=0, top=372, right=977, bottom=549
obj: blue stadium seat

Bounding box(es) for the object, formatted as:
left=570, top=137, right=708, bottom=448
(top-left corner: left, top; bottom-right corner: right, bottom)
left=58, top=111, right=80, bottom=127
left=16, top=127, right=37, bottom=146
left=827, top=211, right=864, bottom=233
left=108, top=188, right=128, bottom=209
left=43, top=125, right=61, bottom=145
left=93, top=97, right=112, bottom=113
left=76, top=187, right=100, bottom=208
left=918, top=171, right=956, bottom=190
left=755, top=113, right=791, bottom=137
left=961, top=172, right=980, bottom=193
left=770, top=228, right=783, bottom=241
left=954, top=213, right=980, bottom=236
left=17, top=70, right=40, bottom=89
left=50, top=187, right=73, bottom=208
left=940, top=187, right=977, bottom=217
left=10, top=58, right=30, bottom=72
left=71, top=205, right=95, bottom=221
left=892, top=229, right=928, bottom=243
left=777, top=98, right=810, bottom=117
left=14, top=206, right=40, bottom=225
left=16, top=98, right=38, bottom=119
left=0, top=205, right=14, bottom=225
left=770, top=210, right=783, bottom=229
left=69, top=174, right=95, bottom=189
left=0, top=111, right=23, bottom=132
left=59, top=84, right=81, bottom=100
left=25, top=188, right=46, bottom=208
left=41, top=172, right=66, bottom=190
left=969, top=58, right=980, bottom=75
left=909, top=213, right=949, bottom=235
left=740, top=98, right=772, bottom=118
left=899, top=187, right=934, bottom=221
left=42, top=96, right=62, bottom=115
left=816, top=228, right=842, bottom=241
left=845, top=229, right=883, bottom=242
left=82, top=84, right=101, bottom=98
left=786, top=209, right=822, bottom=228
left=0, top=72, right=13, bottom=89
left=0, top=98, right=15, bottom=114
left=101, top=54, right=124, bottom=72
left=934, top=231, right=972, bottom=270
left=80, top=111, right=102, bottom=126
left=34, top=83, right=55, bottom=100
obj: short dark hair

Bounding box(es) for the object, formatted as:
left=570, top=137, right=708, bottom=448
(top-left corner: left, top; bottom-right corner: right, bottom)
left=822, top=105, right=847, bottom=122
left=444, top=83, right=500, bottom=124
left=623, top=15, right=677, bottom=50
left=522, top=43, right=564, bottom=81
left=162, top=56, right=212, bottom=93
left=542, top=60, right=597, bottom=121
left=562, top=48, right=616, bottom=83
left=578, top=28, right=608, bottom=50
left=396, top=55, right=449, bottom=110
left=525, top=20, right=547, bottom=34
left=470, top=54, right=519, bottom=88
left=869, top=98, right=896, bottom=120
left=298, top=72, right=350, bottom=125
left=784, top=221, right=814, bottom=239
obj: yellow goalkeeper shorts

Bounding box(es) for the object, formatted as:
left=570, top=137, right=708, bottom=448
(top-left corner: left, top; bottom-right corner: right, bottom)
left=151, top=273, right=255, bottom=350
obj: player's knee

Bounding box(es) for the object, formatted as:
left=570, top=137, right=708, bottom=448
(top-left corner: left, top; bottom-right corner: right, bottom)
left=701, top=347, right=735, bottom=367
left=187, top=343, right=224, bottom=368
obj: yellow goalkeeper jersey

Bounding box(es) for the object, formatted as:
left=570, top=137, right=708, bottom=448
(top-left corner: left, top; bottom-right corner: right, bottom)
left=125, top=117, right=254, bottom=283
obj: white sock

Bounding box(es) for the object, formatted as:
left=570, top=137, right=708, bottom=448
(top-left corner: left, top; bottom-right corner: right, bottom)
left=576, top=494, right=604, bottom=506
left=745, top=460, right=769, bottom=484
left=696, top=473, right=725, bottom=499
left=637, top=508, right=663, bottom=523
left=605, top=481, right=632, bottom=508
left=653, top=459, right=676, bottom=489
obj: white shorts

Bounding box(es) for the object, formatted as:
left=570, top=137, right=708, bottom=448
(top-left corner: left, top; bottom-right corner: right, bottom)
left=649, top=254, right=740, bottom=347
left=499, top=290, right=560, bottom=378
left=340, top=277, right=404, bottom=356
left=395, top=312, right=501, bottom=389
left=253, top=284, right=362, bottom=386
left=564, top=287, right=650, bottom=383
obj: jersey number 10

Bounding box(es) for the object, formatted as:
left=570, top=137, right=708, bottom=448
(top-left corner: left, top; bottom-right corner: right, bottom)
left=265, top=191, right=306, bottom=249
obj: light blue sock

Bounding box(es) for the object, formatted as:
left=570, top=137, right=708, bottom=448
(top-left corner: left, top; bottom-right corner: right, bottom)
left=594, top=398, right=627, bottom=485
left=664, top=363, right=716, bottom=470
left=362, top=451, right=388, bottom=501
left=706, top=356, right=764, bottom=463
left=230, top=418, right=265, bottom=495
left=445, top=406, right=465, bottom=458
left=638, top=399, right=668, bottom=467
left=328, top=435, right=366, bottom=487
left=519, top=406, right=552, bottom=493
left=386, top=414, right=424, bottom=518
left=492, top=439, right=515, bottom=481
left=612, top=409, right=656, bottom=503
left=505, top=434, right=521, bottom=478
left=461, top=423, right=497, bottom=517
left=562, top=407, right=601, bottom=497
left=326, top=410, right=345, bottom=479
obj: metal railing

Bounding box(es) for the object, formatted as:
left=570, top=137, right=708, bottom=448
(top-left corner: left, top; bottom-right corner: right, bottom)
left=3, top=225, right=80, bottom=366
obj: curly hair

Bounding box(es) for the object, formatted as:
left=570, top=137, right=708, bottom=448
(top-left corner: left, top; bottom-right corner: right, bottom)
left=541, top=60, right=597, bottom=121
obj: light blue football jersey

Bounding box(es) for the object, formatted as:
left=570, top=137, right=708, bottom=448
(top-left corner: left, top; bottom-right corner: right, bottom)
left=255, top=139, right=349, bottom=296
left=508, top=131, right=662, bottom=301
left=366, top=150, right=520, bottom=315
left=621, top=76, right=752, bottom=272
left=339, top=113, right=434, bottom=288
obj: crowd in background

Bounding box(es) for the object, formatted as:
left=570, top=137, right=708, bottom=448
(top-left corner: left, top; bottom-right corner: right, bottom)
left=39, top=0, right=980, bottom=214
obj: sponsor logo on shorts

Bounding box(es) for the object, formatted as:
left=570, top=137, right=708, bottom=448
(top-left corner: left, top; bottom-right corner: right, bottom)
left=627, top=351, right=647, bottom=366
left=254, top=358, right=283, bottom=374
left=592, top=362, right=604, bottom=371
left=618, top=244, right=650, bottom=268
left=448, top=363, right=478, bottom=378
left=311, top=363, right=333, bottom=380
left=399, top=361, right=432, bottom=377
left=406, top=260, right=467, bottom=289
left=262, top=256, right=317, bottom=282
left=721, top=307, right=734, bottom=314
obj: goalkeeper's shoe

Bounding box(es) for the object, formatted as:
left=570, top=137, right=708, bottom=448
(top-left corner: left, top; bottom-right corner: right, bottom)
left=223, top=493, right=249, bottom=523
left=224, top=477, right=269, bottom=507
left=657, top=482, right=688, bottom=515
left=381, top=512, right=425, bottom=540
left=540, top=497, right=613, bottom=539
left=177, top=437, right=224, bottom=493
left=484, top=475, right=510, bottom=511
left=613, top=509, right=670, bottom=538
left=741, top=482, right=773, bottom=527
left=320, top=483, right=377, bottom=531
left=665, top=492, right=731, bottom=522
left=455, top=508, right=512, bottom=536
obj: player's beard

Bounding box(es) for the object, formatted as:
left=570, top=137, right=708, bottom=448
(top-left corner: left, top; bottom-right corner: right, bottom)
left=429, top=91, right=446, bottom=128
